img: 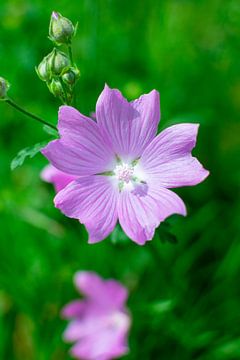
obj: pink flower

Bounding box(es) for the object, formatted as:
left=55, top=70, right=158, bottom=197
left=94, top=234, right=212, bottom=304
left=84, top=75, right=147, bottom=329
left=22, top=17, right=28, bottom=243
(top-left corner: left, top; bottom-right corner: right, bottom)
left=62, top=271, right=131, bottom=360
left=42, top=84, right=209, bottom=245
left=41, top=164, right=77, bottom=192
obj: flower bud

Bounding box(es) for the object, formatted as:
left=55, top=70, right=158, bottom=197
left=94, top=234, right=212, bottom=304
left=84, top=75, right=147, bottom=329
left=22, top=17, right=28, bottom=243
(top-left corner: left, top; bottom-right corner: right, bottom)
left=48, top=78, right=64, bottom=97
left=36, top=57, right=51, bottom=82
left=47, top=48, right=70, bottom=76
left=62, top=67, right=80, bottom=86
left=49, top=11, right=75, bottom=45
left=36, top=48, right=70, bottom=82
left=0, top=77, right=10, bottom=100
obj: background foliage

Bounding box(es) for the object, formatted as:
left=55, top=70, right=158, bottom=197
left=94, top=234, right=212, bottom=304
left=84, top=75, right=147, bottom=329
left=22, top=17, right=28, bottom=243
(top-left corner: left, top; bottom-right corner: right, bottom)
left=0, top=0, right=240, bottom=359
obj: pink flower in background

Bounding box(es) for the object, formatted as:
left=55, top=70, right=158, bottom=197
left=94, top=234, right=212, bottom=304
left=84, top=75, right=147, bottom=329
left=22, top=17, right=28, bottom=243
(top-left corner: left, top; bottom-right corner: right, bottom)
left=41, top=164, right=77, bottom=192
left=62, top=271, right=130, bottom=360
left=42, top=84, right=209, bottom=245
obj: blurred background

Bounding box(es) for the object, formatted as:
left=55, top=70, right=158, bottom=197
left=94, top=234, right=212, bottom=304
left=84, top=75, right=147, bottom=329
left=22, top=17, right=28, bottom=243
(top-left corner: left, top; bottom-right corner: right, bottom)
left=0, top=0, right=240, bottom=359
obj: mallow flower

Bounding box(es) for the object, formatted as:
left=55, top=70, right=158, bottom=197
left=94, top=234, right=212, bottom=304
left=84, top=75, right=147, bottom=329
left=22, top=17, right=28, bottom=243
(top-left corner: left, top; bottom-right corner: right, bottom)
left=42, top=85, right=209, bottom=245
left=62, top=271, right=130, bottom=360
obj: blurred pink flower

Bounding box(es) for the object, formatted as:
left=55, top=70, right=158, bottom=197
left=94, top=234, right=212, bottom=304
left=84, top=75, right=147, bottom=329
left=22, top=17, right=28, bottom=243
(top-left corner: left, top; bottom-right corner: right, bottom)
left=62, top=271, right=130, bottom=360
left=41, top=164, right=76, bottom=192
left=42, top=84, right=209, bottom=245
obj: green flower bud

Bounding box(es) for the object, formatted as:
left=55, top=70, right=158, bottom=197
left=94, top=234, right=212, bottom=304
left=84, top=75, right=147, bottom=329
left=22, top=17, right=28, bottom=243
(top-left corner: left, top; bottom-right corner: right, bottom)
left=36, top=57, right=51, bottom=82
left=62, top=67, right=80, bottom=86
left=0, top=77, right=10, bottom=100
left=36, top=48, right=70, bottom=82
left=49, top=11, right=75, bottom=45
left=48, top=78, right=64, bottom=97
left=47, top=48, right=70, bottom=76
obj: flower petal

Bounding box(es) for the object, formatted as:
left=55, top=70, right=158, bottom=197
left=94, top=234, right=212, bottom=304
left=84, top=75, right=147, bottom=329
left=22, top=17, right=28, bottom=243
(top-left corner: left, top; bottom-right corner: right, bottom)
left=118, top=183, right=186, bottom=245
left=96, top=84, right=160, bottom=160
left=41, top=106, right=116, bottom=176
left=104, top=280, right=128, bottom=309
left=74, top=271, right=106, bottom=299
left=54, top=176, right=119, bottom=243
left=139, top=123, right=209, bottom=188
left=61, top=300, right=88, bottom=319
left=41, top=164, right=76, bottom=192
left=74, top=272, right=128, bottom=310
left=70, top=312, right=130, bottom=360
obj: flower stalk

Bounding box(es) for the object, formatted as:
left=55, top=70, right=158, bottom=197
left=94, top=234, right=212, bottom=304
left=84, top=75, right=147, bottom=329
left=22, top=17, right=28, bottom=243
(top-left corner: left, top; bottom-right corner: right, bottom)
left=5, top=98, right=57, bottom=130
left=68, top=44, right=74, bottom=66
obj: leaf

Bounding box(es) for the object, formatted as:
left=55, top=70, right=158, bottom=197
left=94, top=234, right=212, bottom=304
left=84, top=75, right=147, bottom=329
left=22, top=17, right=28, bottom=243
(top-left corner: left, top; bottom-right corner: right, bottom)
left=10, top=140, right=50, bottom=170
left=42, top=125, right=59, bottom=137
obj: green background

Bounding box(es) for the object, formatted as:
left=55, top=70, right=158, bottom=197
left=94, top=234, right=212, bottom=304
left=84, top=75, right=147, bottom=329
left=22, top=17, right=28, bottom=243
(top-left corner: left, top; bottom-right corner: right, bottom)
left=0, top=0, right=240, bottom=359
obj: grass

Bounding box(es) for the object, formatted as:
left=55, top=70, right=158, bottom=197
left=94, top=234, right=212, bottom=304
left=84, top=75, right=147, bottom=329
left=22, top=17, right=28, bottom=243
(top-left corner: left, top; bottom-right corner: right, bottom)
left=0, top=0, right=240, bottom=359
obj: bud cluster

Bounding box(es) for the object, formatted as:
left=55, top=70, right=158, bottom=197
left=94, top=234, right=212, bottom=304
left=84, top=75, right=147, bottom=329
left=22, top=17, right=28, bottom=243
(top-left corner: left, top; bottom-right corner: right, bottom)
left=36, top=12, right=79, bottom=104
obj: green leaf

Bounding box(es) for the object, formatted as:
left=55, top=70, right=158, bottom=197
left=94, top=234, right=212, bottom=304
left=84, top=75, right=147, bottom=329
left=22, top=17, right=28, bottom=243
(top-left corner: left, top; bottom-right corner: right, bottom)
left=10, top=140, right=50, bottom=170
left=42, top=125, right=59, bottom=137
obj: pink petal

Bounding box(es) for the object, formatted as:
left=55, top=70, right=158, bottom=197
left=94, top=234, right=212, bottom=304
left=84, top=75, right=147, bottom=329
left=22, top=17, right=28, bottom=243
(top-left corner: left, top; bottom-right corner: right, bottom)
left=139, top=123, right=209, bottom=188
left=118, top=183, right=186, bottom=245
left=96, top=84, right=160, bottom=160
left=54, top=176, right=119, bottom=243
left=41, top=164, right=77, bottom=192
left=64, top=317, right=105, bottom=342
left=61, top=300, right=88, bottom=319
left=70, top=312, right=130, bottom=360
left=104, top=280, right=128, bottom=309
left=74, top=272, right=128, bottom=309
left=41, top=106, right=116, bottom=176
left=74, top=271, right=106, bottom=299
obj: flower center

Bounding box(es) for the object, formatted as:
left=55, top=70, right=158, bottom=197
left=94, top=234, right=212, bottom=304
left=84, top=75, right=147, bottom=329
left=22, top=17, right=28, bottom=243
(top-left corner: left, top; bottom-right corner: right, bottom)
left=114, top=163, right=134, bottom=183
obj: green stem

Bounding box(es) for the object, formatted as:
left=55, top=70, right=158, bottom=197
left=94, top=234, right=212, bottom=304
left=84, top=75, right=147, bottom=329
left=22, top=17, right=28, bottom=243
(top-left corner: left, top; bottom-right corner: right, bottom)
left=59, top=78, right=70, bottom=105
left=68, top=44, right=74, bottom=66
left=68, top=44, right=77, bottom=107
left=6, top=98, right=57, bottom=130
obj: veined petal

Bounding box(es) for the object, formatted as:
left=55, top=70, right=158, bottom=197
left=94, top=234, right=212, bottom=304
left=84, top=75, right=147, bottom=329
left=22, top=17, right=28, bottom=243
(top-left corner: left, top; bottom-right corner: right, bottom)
left=118, top=183, right=186, bottom=245
left=41, top=106, right=116, bottom=176
left=54, top=176, right=119, bottom=243
left=139, top=123, right=209, bottom=188
left=96, top=84, right=160, bottom=160
left=130, top=90, right=160, bottom=153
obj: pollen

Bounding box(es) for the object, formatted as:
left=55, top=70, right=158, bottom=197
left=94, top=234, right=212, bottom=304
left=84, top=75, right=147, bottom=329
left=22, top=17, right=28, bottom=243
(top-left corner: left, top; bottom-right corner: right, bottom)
left=114, top=163, right=134, bottom=183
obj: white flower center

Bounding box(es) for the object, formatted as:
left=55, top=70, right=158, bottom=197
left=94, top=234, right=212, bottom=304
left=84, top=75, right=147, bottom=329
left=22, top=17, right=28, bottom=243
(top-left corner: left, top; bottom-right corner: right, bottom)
left=106, top=311, right=130, bottom=331
left=114, top=163, right=134, bottom=183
